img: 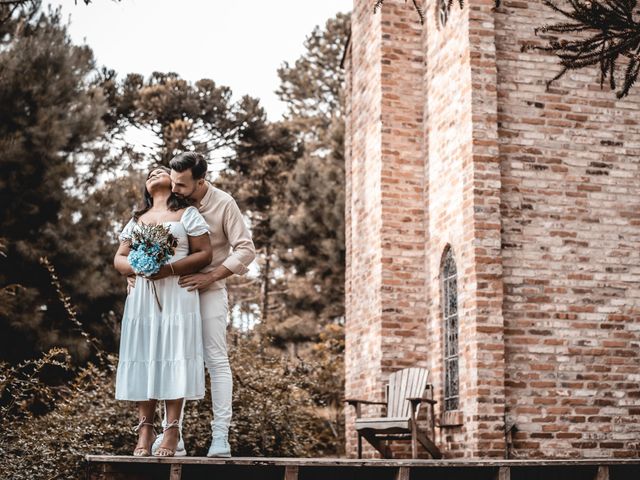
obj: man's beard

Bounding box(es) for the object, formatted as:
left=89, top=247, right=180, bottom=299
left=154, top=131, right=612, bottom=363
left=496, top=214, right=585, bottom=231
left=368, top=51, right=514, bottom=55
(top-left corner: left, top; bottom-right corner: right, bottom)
left=176, top=185, right=198, bottom=201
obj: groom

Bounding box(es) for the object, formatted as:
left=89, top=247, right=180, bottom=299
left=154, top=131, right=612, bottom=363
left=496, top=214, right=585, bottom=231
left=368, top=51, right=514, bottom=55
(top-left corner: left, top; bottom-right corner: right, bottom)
left=151, top=151, right=255, bottom=457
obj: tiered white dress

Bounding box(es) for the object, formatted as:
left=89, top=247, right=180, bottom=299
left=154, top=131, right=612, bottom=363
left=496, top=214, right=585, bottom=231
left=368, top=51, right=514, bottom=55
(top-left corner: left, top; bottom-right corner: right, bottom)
left=115, top=206, right=208, bottom=401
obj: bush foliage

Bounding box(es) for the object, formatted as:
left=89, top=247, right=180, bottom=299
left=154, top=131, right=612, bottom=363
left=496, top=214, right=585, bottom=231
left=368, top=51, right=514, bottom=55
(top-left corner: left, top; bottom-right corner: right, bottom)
left=0, top=330, right=344, bottom=479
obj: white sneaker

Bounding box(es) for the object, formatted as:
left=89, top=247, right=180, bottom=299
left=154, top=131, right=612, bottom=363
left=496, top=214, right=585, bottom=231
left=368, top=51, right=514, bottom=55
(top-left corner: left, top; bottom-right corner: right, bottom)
left=207, top=435, right=231, bottom=458
left=150, top=432, right=187, bottom=457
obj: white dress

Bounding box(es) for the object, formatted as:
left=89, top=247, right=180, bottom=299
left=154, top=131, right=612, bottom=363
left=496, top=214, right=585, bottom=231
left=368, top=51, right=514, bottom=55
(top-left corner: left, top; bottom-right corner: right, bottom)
left=115, top=206, right=208, bottom=401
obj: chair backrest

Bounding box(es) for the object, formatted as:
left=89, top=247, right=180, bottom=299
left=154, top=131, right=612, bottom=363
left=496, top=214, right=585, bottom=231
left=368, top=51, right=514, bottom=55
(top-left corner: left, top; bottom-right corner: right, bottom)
left=386, top=367, right=429, bottom=418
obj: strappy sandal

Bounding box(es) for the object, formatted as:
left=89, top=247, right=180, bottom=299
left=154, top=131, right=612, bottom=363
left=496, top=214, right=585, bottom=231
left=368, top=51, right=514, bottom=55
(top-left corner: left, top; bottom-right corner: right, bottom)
left=133, top=416, right=156, bottom=457
left=153, top=419, right=180, bottom=457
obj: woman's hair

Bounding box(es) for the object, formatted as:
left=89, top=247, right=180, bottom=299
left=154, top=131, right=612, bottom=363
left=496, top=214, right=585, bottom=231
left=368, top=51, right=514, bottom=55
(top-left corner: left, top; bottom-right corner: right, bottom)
left=133, top=166, right=192, bottom=220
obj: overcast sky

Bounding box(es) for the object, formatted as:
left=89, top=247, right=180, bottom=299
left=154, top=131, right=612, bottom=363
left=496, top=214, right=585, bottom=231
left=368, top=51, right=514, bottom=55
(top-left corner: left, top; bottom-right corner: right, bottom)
left=49, top=0, right=351, bottom=121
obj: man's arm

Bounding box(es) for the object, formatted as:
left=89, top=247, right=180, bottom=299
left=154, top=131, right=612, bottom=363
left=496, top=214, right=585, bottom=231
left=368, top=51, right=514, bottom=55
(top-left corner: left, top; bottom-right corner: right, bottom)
left=220, top=199, right=256, bottom=275
left=179, top=199, right=256, bottom=291
left=179, top=264, right=234, bottom=292
left=208, top=264, right=233, bottom=283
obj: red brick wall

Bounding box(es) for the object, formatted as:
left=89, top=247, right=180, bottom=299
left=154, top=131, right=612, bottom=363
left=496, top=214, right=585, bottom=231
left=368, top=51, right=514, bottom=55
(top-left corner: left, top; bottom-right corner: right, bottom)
left=378, top=0, right=428, bottom=375
left=468, top=0, right=508, bottom=458
left=344, top=0, right=385, bottom=458
left=422, top=0, right=506, bottom=458
left=422, top=0, right=481, bottom=458
left=344, top=0, right=429, bottom=458
left=345, top=0, right=640, bottom=460
left=495, top=0, right=640, bottom=459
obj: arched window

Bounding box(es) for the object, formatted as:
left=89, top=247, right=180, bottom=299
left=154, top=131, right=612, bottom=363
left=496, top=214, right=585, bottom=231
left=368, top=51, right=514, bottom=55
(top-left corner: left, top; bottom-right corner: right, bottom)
left=441, top=247, right=459, bottom=411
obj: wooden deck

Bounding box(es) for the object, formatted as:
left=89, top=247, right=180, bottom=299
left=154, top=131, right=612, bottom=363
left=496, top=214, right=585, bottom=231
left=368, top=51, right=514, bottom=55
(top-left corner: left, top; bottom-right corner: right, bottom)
left=86, top=455, right=640, bottom=480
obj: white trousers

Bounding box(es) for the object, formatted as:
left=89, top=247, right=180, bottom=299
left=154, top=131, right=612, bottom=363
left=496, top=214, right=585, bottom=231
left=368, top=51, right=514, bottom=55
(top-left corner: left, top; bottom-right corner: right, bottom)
left=162, top=287, right=232, bottom=437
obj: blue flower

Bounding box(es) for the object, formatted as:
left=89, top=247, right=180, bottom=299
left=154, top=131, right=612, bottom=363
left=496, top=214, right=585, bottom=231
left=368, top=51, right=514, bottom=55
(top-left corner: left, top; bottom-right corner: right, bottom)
left=127, top=223, right=177, bottom=276
left=128, top=247, right=161, bottom=276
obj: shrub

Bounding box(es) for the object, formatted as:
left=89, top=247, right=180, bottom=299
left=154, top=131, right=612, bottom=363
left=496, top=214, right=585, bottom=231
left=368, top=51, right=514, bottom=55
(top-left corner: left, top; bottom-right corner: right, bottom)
left=0, top=334, right=342, bottom=479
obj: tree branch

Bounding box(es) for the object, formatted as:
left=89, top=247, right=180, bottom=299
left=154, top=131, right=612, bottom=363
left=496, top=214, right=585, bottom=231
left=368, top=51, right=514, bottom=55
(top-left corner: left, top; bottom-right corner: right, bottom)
left=524, top=0, right=640, bottom=98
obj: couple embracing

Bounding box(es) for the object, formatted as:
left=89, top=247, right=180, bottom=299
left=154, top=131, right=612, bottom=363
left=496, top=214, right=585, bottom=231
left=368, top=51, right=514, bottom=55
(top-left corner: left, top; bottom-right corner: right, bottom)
left=113, top=152, right=255, bottom=457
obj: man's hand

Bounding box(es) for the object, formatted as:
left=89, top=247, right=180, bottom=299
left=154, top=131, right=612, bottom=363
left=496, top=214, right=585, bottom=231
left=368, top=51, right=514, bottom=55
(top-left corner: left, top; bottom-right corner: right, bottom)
left=127, top=275, right=136, bottom=294
left=178, top=272, right=215, bottom=292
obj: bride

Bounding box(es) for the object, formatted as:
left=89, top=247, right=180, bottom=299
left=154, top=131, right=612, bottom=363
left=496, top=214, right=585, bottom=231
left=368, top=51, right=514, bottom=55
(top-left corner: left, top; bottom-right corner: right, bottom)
left=113, top=166, right=212, bottom=457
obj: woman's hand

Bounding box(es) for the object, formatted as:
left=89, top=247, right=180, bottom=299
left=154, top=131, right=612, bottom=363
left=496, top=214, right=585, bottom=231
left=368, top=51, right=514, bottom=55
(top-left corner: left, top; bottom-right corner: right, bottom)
left=147, top=264, right=173, bottom=281
left=126, top=275, right=136, bottom=293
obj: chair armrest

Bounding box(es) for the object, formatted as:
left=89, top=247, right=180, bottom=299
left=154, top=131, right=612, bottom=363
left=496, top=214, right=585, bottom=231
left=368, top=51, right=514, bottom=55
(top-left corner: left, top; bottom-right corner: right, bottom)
left=345, top=398, right=387, bottom=419
left=407, top=395, right=437, bottom=423
left=407, top=383, right=437, bottom=406
left=407, top=396, right=437, bottom=405
left=344, top=399, right=387, bottom=406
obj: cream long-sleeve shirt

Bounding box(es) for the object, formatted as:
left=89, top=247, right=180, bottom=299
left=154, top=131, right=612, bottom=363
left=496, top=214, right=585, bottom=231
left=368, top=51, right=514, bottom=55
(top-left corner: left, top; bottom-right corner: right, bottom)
left=198, top=182, right=256, bottom=292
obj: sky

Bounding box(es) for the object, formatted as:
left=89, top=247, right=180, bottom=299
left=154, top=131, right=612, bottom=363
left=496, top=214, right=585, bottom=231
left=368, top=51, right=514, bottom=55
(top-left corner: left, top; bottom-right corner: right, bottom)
left=49, top=0, right=352, bottom=121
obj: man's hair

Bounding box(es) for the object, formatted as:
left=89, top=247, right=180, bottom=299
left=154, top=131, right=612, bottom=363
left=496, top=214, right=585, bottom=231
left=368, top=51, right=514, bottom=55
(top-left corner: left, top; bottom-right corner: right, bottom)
left=169, top=152, right=208, bottom=180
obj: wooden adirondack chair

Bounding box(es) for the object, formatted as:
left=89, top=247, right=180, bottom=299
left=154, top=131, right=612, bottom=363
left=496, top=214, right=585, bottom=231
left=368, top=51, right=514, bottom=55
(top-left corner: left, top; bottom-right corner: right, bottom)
left=346, top=367, right=441, bottom=459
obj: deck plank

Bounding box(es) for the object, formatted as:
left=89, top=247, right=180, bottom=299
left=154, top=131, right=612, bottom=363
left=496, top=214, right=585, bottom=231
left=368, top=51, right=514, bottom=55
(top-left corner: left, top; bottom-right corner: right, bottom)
left=284, top=465, right=299, bottom=480
left=395, top=466, right=410, bottom=480
left=595, top=465, right=609, bottom=480
left=168, top=464, right=182, bottom=480
left=86, top=455, right=640, bottom=467
left=85, top=456, right=640, bottom=480
left=496, top=466, right=510, bottom=480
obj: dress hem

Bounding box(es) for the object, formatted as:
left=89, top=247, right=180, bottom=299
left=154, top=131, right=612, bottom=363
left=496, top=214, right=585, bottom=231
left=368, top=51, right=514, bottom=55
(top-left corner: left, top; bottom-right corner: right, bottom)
left=115, top=394, right=205, bottom=402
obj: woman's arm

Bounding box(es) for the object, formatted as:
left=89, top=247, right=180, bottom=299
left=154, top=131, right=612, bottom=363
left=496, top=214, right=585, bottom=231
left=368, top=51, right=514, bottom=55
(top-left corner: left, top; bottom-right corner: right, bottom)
left=174, top=233, right=212, bottom=274
left=151, top=233, right=212, bottom=279
left=114, top=241, right=135, bottom=276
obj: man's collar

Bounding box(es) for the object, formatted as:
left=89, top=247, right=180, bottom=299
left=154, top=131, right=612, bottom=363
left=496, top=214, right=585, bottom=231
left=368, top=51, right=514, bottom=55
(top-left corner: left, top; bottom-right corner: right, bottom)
left=199, top=181, right=214, bottom=208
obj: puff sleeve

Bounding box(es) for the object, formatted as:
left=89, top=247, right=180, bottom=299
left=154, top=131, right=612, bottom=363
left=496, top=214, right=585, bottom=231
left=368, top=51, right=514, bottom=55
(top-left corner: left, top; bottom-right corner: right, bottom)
left=118, top=218, right=136, bottom=242
left=181, top=206, right=209, bottom=236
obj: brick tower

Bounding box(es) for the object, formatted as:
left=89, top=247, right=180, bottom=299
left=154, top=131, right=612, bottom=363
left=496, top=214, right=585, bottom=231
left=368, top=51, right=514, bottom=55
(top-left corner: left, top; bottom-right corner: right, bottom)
left=343, top=0, right=640, bottom=459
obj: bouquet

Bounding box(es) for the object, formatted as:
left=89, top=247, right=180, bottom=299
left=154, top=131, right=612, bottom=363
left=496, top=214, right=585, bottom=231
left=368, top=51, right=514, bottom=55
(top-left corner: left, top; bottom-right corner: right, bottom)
left=127, top=223, right=178, bottom=310
left=127, top=223, right=178, bottom=276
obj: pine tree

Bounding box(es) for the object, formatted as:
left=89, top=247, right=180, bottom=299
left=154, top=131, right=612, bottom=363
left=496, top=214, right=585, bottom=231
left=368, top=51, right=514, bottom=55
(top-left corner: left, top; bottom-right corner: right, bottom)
left=277, top=12, right=350, bottom=153
left=102, top=72, right=244, bottom=165
left=0, top=4, right=107, bottom=361
left=273, top=13, right=350, bottom=332
left=216, top=97, right=303, bottom=326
